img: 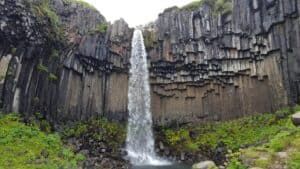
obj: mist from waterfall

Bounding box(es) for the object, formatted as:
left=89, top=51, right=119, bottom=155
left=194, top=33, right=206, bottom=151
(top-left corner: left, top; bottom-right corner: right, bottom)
left=126, top=30, right=170, bottom=166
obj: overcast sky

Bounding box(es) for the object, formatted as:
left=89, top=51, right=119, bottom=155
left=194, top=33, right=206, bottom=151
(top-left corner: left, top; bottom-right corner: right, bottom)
left=83, top=0, right=193, bottom=27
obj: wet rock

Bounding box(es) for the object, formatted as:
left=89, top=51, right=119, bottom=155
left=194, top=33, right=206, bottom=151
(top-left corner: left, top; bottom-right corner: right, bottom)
left=192, top=161, right=217, bottom=169
left=292, top=112, right=300, bottom=126
left=159, top=141, right=164, bottom=150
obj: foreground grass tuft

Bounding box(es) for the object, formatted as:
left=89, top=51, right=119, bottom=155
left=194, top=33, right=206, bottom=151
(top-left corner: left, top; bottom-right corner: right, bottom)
left=0, top=113, right=85, bottom=169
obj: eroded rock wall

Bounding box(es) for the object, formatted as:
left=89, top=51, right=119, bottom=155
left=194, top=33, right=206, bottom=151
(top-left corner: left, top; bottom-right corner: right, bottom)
left=1, top=0, right=300, bottom=125
left=146, top=0, right=300, bottom=124
left=0, top=0, right=133, bottom=123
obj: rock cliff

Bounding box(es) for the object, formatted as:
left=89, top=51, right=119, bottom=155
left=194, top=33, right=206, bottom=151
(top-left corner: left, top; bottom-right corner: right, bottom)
left=146, top=0, right=300, bottom=124
left=1, top=0, right=300, bottom=125
left=0, top=0, right=133, bottom=123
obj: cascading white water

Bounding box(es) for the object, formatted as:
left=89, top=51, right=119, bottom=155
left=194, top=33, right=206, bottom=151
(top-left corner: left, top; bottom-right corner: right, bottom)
left=126, top=30, right=170, bottom=166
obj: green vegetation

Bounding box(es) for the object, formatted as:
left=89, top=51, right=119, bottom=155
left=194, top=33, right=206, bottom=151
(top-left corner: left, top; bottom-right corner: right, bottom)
left=164, top=108, right=296, bottom=152
left=11, top=48, right=17, bottom=55
left=62, top=118, right=126, bottom=148
left=31, top=0, right=65, bottom=41
left=0, top=113, right=85, bottom=169
left=6, top=68, right=13, bottom=76
left=50, top=49, right=60, bottom=59
left=49, top=73, right=58, bottom=81
left=229, top=127, right=300, bottom=169
left=180, top=0, right=232, bottom=16
left=0, top=75, right=5, bottom=81
left=143, top=30, right=156, bottom=48
left=64, top=0, right=97, bottom=11
left=222, top=106, right=300, bottom=169
left=96, top=23, right=108, bottom=33
left=37, top=63, right=49, bottom=73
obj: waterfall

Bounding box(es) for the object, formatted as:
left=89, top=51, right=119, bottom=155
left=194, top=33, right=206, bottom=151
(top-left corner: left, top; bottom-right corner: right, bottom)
left=126, top=30, right=169, bottom=166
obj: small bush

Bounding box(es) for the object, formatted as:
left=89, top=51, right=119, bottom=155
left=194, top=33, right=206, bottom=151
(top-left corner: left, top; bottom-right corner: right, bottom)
left=37, top=63, right=49, bottom=73
left=49, top=73, right=58, bottom=81
left=51, top=49, right=59, bottom=59
left=227, top=157, right=248, bottom=169
left=96, top=23, right=108, bottom=33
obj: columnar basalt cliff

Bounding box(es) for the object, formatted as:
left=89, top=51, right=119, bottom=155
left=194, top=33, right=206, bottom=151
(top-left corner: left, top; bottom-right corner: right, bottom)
left=146, top=0, right=300, bottom=124
left=0, top=0, right=300, bottom=125
left=0, top=0, right=133, bottom=123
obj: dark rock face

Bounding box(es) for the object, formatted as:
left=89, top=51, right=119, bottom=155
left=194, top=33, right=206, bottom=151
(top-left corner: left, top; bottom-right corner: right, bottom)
left=146, top=0, right=300, bottom=125
left=1, top=0, right=300, bottom=126
left=0, top=0, right=133, bottom=123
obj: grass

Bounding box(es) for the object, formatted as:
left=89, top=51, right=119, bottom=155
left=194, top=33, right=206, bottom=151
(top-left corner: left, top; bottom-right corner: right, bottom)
left=224, top=106, right=300, bottom=169
left=62, top=118, right=126, bottom=148
left=48, top=73, right=58, bottom=81
left=64, top=0, right=97, bottom=11
left=0, top=75, right=4, bottom=82
left=31, top=0, right=65, bottom=42
left=96, top=23, right=108, bottom=33
left=163, top=105, right=300, bottom=153
left=0, top=113, right=85, bottom=169
left=37, top=63, right=49, bottom=73
left=50, top=49, right=59, bottom=59
left=180, top=0, right=232, bottom=16
left=143, top=30, right=156, bottom=48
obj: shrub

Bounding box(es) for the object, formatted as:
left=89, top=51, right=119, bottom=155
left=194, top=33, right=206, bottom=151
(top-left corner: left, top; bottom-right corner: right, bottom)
left=96, top=23, right=108, bottom=33
left=51, top=49, right=60, bottom=59
left=49, top=73, right=58, bottom=81
left=227, top=157, right=248, bottom=169
left=37, top=63, right=49, bottom=73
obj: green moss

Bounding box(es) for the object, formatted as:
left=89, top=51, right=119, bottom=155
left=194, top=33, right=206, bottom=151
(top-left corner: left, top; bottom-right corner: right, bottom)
left=51, top=49, right=60, bottom=59
left=254, top=158, right=271, bottom=168
left=180, top=0, right=232, bottom=16
left=96, top=23, right=108, bottom=33
left=11, top=48, right=17, bottom=54
left=6, top=68, right=13, bottom=76
left=288, top=152, right=300, bottom=169
left=227, top=157, right=248, bottom=169
left=181, top=0, right=203, bottom=11
left=31, top=0, right=65, bottom=42
left=37, top=63, right=49, bottom=73
left=64, top=0, right=97, bottom=11
left=163, top=105, right=300, bottom=154
left=268, top=131, right=292, bottom=152
left=48, top=73, right=58, bottom=81
left=143, top=30, right=156, bottom=48
left=0, top=75, right=5, bottom=81
left=0, top=113, right=85, bottom=168
left=62, top=118, right=126, bottom=148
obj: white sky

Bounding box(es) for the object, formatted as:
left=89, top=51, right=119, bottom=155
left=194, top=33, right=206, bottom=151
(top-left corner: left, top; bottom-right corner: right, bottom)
left=83, top=0, right=193, bottom=27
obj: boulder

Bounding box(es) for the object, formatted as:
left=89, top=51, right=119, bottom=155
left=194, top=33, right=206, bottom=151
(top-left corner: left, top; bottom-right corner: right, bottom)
left=192, top=161, right=217, bottom=169
left=292, top=112, right=300, bottom=126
